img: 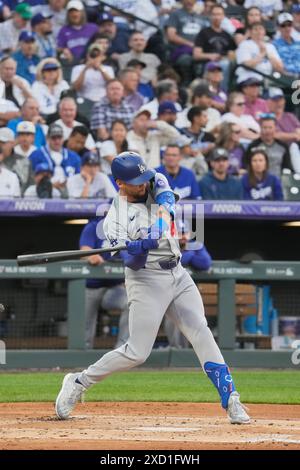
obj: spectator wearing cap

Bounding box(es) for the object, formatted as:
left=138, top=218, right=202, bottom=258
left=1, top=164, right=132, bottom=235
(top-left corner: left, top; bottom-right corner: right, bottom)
left=215, top=122, right=246, bottom=176
left=54, top=97, right=95, bottom=149
left=3, top=121, right=35, bottom=193
left=199, top=148, right=243, bottom=200
left=40, top=0, right=67, bottom=39
left=193, top=5, right=236, bottom=91
left=67, top=151, right=116, bottom=199
left=14, top=120, right=36, bottom=157
left=118, top=67, right=144, bottom=112
left=157, top=101, right=178, bottom=127
left=241, top=148, right=283, bottom=201
left=166, top=0, right=208, bottom=86
left=0, top=56, right=33, bottom=108
left=221, top=92, right=261, bottom=143
left=31, top=58, right=69, bottom=116
left=236, top=22, right=284, bottom=84
left=267, top=87, right=300, bottom=145
left=118, top=31, right=161, bottom=86
left=0, top=127, right=15, bottom=161
left=246, top=115, right=292, bottom=177
left=176, top=85, right=221, bottom=132
left=24, top=162, right=61, bottom=198
left=29, top=124, right=81, bottom=193
left=71, top=43, right=115, bottom=103
left=126, top=58, right=154, bottom=102
left=203, top=61, right=227, bottom=113
left=240, top=78, right=269, bottom=121
left=138, top=79, right=181, bottom=120
left=57, top=1, right=98, bottom=62
left=8, top=97, right=46, bottom=148
left=0, top=3, right=32, bottom=53
left=98, top=12, right=130, bottom=58
left=0, top=134, right=21, bottom=197
left=12, top=31, right=39, bottom=85
left=273, top=13, right=300, bottom=77
left=31, top=12, right=56, bottom=59
left=127, top=109, right=180, bottom=167
left=182, top=105, right=215, bottom=157
left=156, top=143, right=201, bottom=200
left=64, top=125, right=89, bottom=158
left=90, top=79, right=135, bottom=141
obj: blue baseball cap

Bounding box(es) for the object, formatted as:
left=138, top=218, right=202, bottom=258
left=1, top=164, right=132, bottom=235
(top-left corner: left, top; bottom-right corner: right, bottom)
left=81, top=151, right=100, bottom=166
left=42, top=62, right=60, bottom=72
left=111, top=152, right=156, bottom=185
left=204, top=61, right=222, bottom=72
left=35, top=163, right=53, bottom=175
left=158, top=101, right=177, bottom=115
left=98, top=12, right=114, bottom=24
left=292, top=4, right=300, bottom=13
left=31, top=12, right=53, bottom=28
left=19, top=30, right=36, bottom=42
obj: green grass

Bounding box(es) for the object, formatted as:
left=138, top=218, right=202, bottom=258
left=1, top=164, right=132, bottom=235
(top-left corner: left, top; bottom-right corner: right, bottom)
left=0, top=370, right=300, bottom=404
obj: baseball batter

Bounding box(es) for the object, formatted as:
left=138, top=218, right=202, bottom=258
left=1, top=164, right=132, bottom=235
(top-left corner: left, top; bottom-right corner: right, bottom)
left=55, top=152, right=250, bottom=424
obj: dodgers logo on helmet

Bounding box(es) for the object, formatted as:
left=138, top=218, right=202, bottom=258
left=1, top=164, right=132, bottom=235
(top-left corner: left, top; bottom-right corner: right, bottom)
left=138, top=164, right=146, bottom=174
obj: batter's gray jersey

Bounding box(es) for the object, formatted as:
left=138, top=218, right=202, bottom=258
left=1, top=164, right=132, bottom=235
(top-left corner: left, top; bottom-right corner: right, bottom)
left=103, top=172, right=181, bottom=267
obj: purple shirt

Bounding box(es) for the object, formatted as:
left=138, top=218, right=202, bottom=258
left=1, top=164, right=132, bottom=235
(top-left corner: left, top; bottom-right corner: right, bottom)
left=244, top=98, right=269, bottom=122
left=276, top=112, right=300, bottom=144
left=57, top=23, right=99, bottom=59
left=228, top=146, right=245, bottom=175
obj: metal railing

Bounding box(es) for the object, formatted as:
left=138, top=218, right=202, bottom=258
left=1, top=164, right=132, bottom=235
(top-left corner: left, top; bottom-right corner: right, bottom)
left=0, top=260, right=299, bottom=369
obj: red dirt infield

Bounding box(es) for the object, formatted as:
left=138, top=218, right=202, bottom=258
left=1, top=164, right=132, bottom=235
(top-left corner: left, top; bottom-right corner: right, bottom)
left=0, top=402, right=300, bottom=450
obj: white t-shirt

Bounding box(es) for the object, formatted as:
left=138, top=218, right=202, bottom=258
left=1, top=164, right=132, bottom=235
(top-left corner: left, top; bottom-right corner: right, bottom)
left=71, top=65, right=115, bottom=102
left=98, top=140, right=117, bottom=175
left=54, top=119, right=96, bottom=149
left=14, top=144, right=37, bottom=158
left=24, top=185, right=61, bottom=198
left=236, top=39, right=282, bottom=83
left=244, top=0, right=282, bottom=17
left=176, top=106, right=221, bottom=132
left=0, top=166, right=21, bottom=197
left=221, top=112, right=261, bottom=133
left=67, top=171, right=117, bottom=199
left=0, top=98, right=19, bottom=114
left=32, top=80, right=70, bottom=115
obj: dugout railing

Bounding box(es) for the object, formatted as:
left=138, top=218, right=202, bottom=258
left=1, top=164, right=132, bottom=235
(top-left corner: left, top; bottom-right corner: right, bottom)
left=0, top=260, right=299, bottom=370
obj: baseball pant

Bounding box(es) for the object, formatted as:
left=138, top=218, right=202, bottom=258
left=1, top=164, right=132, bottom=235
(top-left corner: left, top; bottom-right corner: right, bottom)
left=79, top=264, right=224, bottom=388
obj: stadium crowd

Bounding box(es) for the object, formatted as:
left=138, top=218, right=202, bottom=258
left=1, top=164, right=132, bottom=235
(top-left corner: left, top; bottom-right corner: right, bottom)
left=1, top=0, right=300, bottom=202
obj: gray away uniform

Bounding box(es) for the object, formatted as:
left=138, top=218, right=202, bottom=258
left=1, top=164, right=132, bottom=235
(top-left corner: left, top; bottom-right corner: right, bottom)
left=78, top=174, right=224, bottom=388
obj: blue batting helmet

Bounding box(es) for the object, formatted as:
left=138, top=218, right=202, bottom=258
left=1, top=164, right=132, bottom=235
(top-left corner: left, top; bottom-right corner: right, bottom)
left=111, top=152, right=156, bottom=185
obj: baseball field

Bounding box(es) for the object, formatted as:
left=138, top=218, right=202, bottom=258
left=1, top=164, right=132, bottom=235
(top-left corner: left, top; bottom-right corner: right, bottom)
left=1, top=369, right=300, bottom=450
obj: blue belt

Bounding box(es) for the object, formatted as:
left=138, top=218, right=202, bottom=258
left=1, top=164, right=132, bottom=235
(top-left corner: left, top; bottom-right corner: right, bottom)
left=158, top=257, right=180, bottom=270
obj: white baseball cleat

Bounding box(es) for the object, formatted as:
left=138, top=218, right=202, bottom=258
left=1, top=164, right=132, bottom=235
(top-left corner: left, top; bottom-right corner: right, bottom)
left=55, top=373, right=86, bottom=420
left=227, top=391, right=251, bottom=424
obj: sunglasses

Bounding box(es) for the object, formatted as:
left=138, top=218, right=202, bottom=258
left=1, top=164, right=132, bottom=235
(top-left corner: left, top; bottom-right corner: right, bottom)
left=280, top=23, right=293, bottom=28
left=259, top=112, right=276, bottom=120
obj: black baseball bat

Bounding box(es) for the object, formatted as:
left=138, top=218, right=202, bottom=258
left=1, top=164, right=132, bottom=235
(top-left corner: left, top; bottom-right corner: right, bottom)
left=17, top=245, right=127, bottom=267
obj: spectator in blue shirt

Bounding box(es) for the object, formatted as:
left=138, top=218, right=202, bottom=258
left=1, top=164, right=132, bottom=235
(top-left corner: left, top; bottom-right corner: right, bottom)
left=156, top=144, right=201, bottom=200
left=242, top=148, right=284, bottom=201
left=79, top=217, right=129, bottom=348
left=199, top=147, right=243, bottom=200
left=29, top=123, right=81, bottom=194
left=273, top=13, right=300, bottom=77
left=12, top=31, right=40, bottom=85
left=7, top=97, right=46, bottom=147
